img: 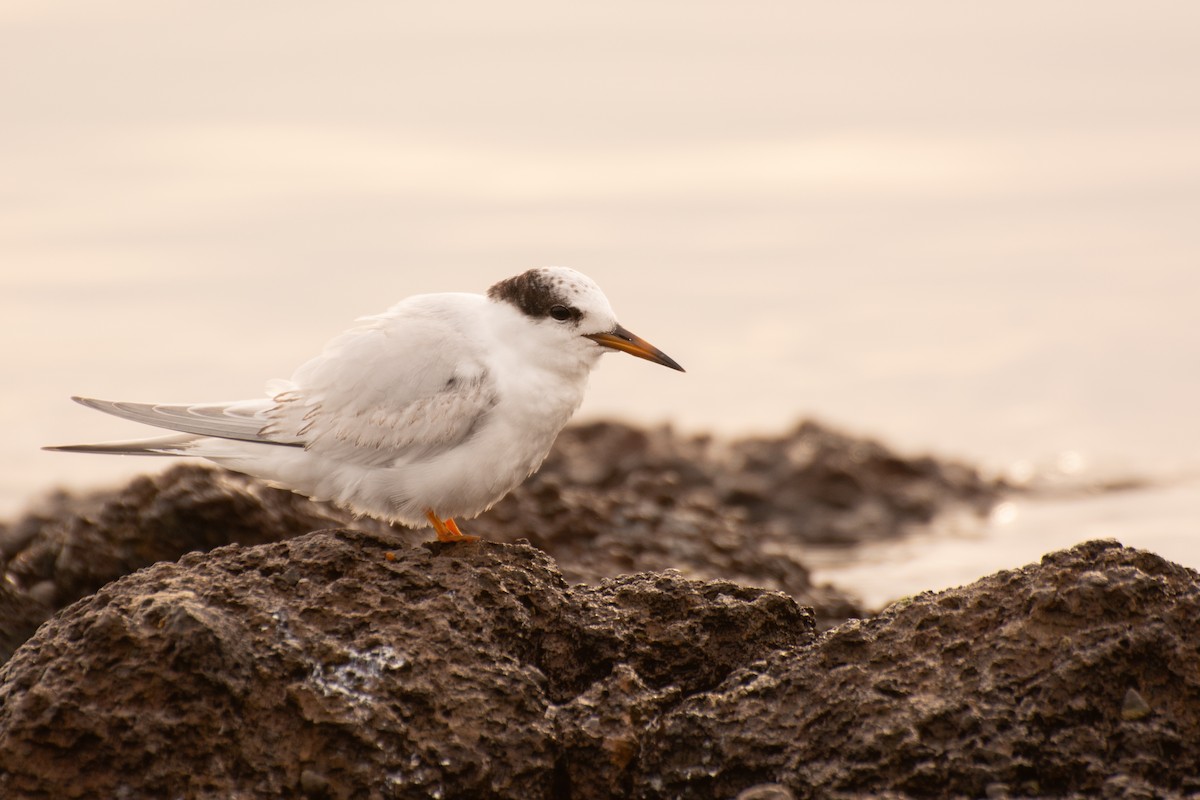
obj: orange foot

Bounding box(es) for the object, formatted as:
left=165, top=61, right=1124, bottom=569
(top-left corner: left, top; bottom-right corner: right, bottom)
left=425, top=510, right=479, bottom=543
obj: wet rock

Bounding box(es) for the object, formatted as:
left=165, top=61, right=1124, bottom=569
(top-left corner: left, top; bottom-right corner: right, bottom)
left=0, top=532, right=811, bottom=799
left=635, top=540, right=1200, bottom=799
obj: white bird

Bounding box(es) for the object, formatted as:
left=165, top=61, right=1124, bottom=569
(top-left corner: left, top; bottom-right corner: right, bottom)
left=47, top=267, right=684, bottom=541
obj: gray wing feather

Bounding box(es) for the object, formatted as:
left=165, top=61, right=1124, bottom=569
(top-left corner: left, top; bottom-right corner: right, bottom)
left=44, top=433, right=201, bottom=456
left=70, top=396, right=304, bottom=446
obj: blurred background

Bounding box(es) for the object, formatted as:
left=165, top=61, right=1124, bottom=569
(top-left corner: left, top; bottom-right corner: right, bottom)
left=3, top=1, right=1198, bottom=605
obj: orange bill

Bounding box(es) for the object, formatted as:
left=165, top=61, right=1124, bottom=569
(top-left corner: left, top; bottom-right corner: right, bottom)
left=586, top=324, right=685, bottom=372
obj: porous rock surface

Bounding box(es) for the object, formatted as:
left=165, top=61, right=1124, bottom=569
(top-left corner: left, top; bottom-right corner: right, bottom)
left=474, top=420, right=997, bottom=618
left=0, top=467, right=349, bottom=662
left=637, top=539, right=1200, bottom=799
left=0, top=419, right=997, bottom=657
left=1, top=538, right=1198, bottom=799
left=0, top=531, right=811, bottom=799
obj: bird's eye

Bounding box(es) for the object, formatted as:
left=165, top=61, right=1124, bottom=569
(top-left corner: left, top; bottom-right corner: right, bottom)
left=549, top=305, right=573, bottom=321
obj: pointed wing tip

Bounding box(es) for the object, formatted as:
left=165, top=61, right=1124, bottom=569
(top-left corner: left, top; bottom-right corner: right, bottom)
left=43, top=442, right=112, bottom=453
left=42, top=443, right=112, bottom=454
left=42, top=438, right=195, bottom=456
left=71, top=395, right=105, bottom=409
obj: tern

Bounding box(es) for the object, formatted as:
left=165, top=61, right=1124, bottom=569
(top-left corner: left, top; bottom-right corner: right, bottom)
left=47, top=267, right=684, bottom=541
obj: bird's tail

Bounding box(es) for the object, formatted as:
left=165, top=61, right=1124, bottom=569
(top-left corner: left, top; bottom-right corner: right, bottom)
left=43, top=434, right=202, bottom=457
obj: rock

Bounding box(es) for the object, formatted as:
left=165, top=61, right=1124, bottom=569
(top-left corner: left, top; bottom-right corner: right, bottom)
left=6, top=418, right=992, bottom=657
left=0, top=419, right=1001, bottom=664
left=634, top=540, right=1200, bottom=799
left=474, top=445, right=867, bottom=629
left=475, top=419, right=999, bottom=550
left=3, top=538, right=1199, bottom=798
left=0, top=466, right=356, bottom=663
left=0, top=531, right=811, bottom=799
left=1, top=467, right=350, bottom=606
left=0, top=582, right=50, bottom=664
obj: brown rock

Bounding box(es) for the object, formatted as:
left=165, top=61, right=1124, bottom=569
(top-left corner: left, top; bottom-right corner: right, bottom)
left=635, top=540, right=1200, bottom=799
left=0, top=531, right=811, bottom=799
left=2, top=538, right=1198, bottom=798
left=1, top=419, right=999, bottom=662
left=0, top=467, right=372, bottom=663
left=0, top=582, right=50, bottom=664
left=475, top=420, right=998, bottom=625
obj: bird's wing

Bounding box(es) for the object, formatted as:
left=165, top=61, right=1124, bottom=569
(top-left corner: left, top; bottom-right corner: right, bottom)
left=68, top=396, right=298, bottom=445
left=258, top=302, right=500, bottom=467
left=66, top=298, right=499, bottom=467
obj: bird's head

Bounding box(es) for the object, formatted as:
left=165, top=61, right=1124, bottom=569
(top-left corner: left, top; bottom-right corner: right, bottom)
left=487, top=267, right=684, bottom=373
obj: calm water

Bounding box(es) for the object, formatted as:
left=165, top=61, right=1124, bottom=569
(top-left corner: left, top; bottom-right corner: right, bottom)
left=4, top=1, right=1198, bottom=605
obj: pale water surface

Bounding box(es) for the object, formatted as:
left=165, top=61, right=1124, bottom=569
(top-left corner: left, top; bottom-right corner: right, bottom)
left=3, top=1, right=1198, bottom=605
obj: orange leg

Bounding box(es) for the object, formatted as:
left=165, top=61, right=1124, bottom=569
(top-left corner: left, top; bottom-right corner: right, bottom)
left=425, top=510, right=479, bottom=542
